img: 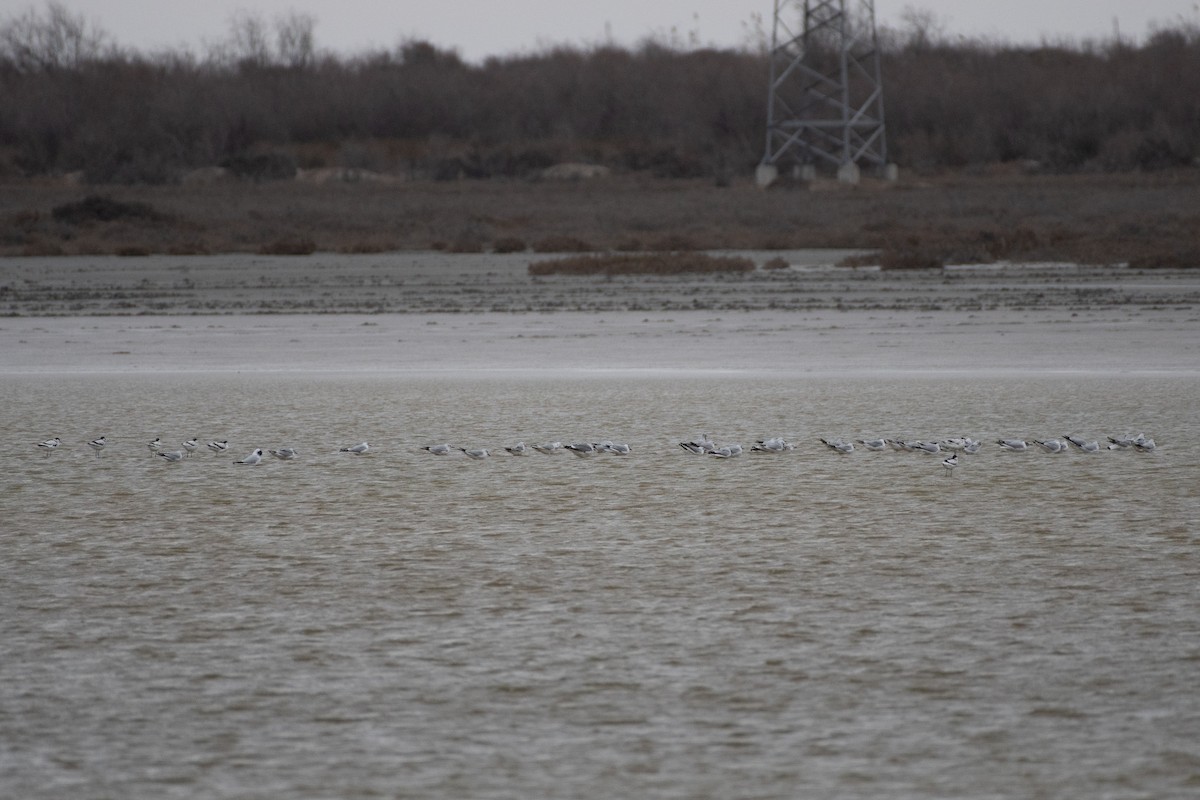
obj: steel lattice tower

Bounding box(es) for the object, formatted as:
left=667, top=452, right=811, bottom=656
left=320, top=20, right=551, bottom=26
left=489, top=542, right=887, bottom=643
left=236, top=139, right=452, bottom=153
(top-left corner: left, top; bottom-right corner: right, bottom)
left=757, top=0, right=890, bottom=185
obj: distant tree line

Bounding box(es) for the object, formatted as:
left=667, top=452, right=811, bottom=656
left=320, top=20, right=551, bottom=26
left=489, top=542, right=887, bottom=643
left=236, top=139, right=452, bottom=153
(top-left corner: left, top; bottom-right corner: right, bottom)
left=1, top=1, right=1198, bottom=184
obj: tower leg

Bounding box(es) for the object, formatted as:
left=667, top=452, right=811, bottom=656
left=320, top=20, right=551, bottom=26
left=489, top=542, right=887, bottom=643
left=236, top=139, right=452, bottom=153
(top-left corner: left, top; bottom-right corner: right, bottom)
left=836, top=161, right=860, bottom=185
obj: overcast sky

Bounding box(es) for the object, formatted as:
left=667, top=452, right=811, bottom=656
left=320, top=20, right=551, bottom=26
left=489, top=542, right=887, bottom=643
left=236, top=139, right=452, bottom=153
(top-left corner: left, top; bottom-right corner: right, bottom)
left=7, top=1, right=1198, bottom=61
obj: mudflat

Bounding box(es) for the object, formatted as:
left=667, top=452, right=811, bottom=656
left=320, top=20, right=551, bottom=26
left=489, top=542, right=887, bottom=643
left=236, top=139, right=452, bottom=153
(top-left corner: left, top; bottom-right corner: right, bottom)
left=2, top=252, right=1196, bottom=374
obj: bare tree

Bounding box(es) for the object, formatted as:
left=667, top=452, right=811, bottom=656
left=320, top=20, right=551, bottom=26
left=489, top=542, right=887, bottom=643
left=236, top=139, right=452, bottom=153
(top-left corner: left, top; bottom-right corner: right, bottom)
left=275, top=11, right=316, bottom=69
left=0, top=0, right=110, bottom=72
left=226, top=9, right=271, bottom=68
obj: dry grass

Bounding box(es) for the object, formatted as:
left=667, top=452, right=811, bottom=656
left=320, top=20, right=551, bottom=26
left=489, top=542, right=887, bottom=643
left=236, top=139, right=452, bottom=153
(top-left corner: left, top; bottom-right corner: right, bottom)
left=1, top=170, right=1199, bottom=266
left=257, top=238, right=317, bottom=256
left=529, top=252, right=755, bottom=276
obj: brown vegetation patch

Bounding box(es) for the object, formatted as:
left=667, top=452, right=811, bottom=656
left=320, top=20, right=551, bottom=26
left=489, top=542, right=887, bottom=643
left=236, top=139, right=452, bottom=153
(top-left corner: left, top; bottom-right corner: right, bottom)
left=257, top=238, right=317, bottom=256
left=1128, top=249, right=1200, bottom=269
left=532, top=235, right=596, bottom=253
left=529, top=252, right=755, bottom=276
left=762, top=256, right=790, bottom=270
left=492, top=237, right=527, bottom=254
left=51, top=195, right=164, bottom=225
left=336, top=239, right=399, bottom=254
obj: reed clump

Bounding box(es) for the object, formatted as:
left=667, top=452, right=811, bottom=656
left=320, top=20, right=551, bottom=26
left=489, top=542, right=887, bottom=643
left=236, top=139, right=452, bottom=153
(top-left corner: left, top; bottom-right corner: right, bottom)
left=529, top=252, right=755, bottom=276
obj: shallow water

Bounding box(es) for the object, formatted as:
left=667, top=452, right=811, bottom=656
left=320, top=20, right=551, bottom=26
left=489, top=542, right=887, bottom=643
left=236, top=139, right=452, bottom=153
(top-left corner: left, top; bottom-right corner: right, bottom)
left=2, top=371, right=1198, bottom=799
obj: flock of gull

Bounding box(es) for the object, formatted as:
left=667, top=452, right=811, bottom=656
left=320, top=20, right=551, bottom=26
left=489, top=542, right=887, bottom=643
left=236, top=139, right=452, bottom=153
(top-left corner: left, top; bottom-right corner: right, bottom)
left=34, top=431, right=1157, bottom=475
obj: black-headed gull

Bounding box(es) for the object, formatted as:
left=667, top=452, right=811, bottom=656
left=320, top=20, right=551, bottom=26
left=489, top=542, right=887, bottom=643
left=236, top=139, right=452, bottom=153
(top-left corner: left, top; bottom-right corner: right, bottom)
left=565, top=442, right=599, bottom=457
left=857, top=438, right=887, bottom=451
left=270, top=447, right=298, bottom=460
left=709, top=443, right=744, bottom=458
left=87, top=436, right=106, bottom=456
left=997, top=439, right=1028, bottom=451
left=460, top=447, right=490, bottom=459
left=158, top=450, right=185, bottom=462
left=1064, top=435, right=1100, bottom=452
left=236, top=448, right=264, bottom=465
left=37, top=437, right=61, bottom=456
left=909, top=440, right=941, bottom=454
left=423, top=443, right=453, bottom=455
left=754, top=437, right=795, bottom=452
left=1034, top=439, right=1067, bottom=453
left=207, top=440, right=228, bottom=455
left=1133, top=437, right=1156, bottom=452
left=820, top=438, right=854, bottom=453
left=504, top=442, right=529, bottom=455
left=679, top=434, right=715, bottom=454
left=532, top=442, right=564, bottom=455
left=598, top=441, right=631, bottom=455
left=340, top=442, right=370, bottom=454
left=147, top=437, right=162, bottom=455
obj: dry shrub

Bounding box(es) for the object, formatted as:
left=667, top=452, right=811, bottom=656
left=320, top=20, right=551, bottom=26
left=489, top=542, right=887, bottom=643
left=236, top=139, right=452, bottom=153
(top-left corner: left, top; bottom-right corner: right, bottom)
left=114, top=246, right=150, bottom=257
left=762, top=256, right=790, bottom=270
left=337, top=239, right=398, bottom=254
left=1128, top=249, right=1200, bottom=269
left=529, top=252, right=755, bottom=276
left=52, top=195, right=163, bottom=225
left=646, top=233, right=698, bottom=251
left=447, top=237, right=484, bottom=253
left=20, top=239, right=65, bottom=257
left=492, top=236, right=527, bottom=253
left=258, top=238, right=317, bottom=255
left=532, top=235, right=595, bottom=253
left=166, top=242, right=210, bottom=255
left=879, top=248, right=945, bottom=269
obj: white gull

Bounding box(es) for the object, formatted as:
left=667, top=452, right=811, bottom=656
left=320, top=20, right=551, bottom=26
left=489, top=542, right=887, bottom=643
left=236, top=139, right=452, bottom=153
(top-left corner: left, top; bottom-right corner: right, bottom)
left=236, top=448, right=264, bottom=465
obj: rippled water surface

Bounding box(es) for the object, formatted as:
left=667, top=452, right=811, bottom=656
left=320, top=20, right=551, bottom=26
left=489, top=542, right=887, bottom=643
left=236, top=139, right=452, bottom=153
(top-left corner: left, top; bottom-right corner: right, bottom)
left=3, top=372, right=1199, bottom=799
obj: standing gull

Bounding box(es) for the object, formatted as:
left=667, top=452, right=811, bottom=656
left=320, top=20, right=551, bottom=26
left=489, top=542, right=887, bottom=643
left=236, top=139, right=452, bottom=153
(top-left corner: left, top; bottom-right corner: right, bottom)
left=37, top=437, right=61, bottom=456
left=87, top=436, right=107, bottom=457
